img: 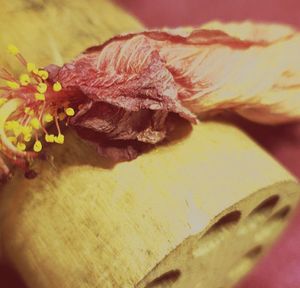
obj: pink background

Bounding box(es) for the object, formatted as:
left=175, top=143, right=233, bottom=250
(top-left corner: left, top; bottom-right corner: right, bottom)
left=1, top=0, right=300, bottom=287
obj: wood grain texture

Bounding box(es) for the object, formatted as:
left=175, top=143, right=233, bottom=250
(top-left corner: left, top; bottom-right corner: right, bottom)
left=0, top=1, right=299, bottom=288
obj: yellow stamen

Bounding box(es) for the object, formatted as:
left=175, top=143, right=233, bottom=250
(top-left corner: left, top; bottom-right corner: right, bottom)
left=43, top=113, right=54, bottom=123
left=37, top=83, right=47, bottom=94
left=17, top=142, right=26, bottom=151
left=12, top=124, right=22, bottom=137
left=0, top=98, right=24, bottom=154
left=7, top=44, right=20, bottom=56
left=21, top=125, right=32, bottom=139
left=25, top=107, right=34, bottom=116
left=45, top=134, right=55, bottom=143
left=27, top=62, right=38, bottom=74
left=5, top=120, right=19, bottom=131
left=65, top=107, right=75, bottom=117
left=35, top=93, right=45, bottom=101
left=6, top=81, right=20, bottom=89
left=37, top=70, right=49, bottom=80
left=30, top=118, right=40, bottom=129
left=8, top=136, right=17, bottom=144
left=54, top=134, right=64, bottom=144
left=20, top=74, right=31, bottom=86
left=53, top=81, right=62, bottom=92
left=23, top=133, right=32, bottom=142
left=33, top=140, right=42, bottom=152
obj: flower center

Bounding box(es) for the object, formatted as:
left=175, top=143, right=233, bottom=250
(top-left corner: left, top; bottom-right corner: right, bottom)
left=0, top=44, right=76, bottom=169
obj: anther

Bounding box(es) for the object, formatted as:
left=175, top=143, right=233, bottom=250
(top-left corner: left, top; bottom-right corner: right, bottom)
left=54, top=134, right=64, bottom=144
left=33, top=140, right=42, bottom=152
left=37, top=83, right=47, bottom=94
left=7, top=44, right=20, bottom=56
left=43, top=113, right=54, bottom=123
left=17, top=142, right=26, bottom=151
left=37, top=70, right=49, bottom=80
left=6, top=81, right=20, bottom=89
left=30, top=118, right=41, bottom=129
left=65, top=107, right=75, bottom=116
left=53, top=82, right=62, bottom=92
left=45, top=134, right=55, bottom=143
left=35, top=93, right=45, bottom=101
left=20, top=74, right=31, bottom=86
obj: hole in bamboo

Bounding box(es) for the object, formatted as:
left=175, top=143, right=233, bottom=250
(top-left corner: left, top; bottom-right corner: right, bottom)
left=238, top=195, right=279, bottom=235
left=250, top=195, right=280, bottom=216
left=228, top=245, right=263, bottom=281
left=255, top=205, right=291, bottom=242
left=145, top=270, right=181, bottom=288
left=245, top=245, right=263, bottom=258
left=272, top=206, right=291, bottom=220
left=193, top=210, right=241, bottom=257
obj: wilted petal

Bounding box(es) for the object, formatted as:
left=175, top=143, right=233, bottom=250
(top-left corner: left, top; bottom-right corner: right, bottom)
left=50, top=21, right=300, bottom=160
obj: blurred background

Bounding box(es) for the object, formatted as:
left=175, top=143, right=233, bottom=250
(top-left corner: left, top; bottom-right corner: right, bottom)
left=1, top=0, right=300, bottom=287
left=117, top=0, right=300, bottom=29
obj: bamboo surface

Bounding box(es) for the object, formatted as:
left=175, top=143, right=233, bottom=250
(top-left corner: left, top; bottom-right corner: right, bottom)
left=0, top=1, right=299, bottom=288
